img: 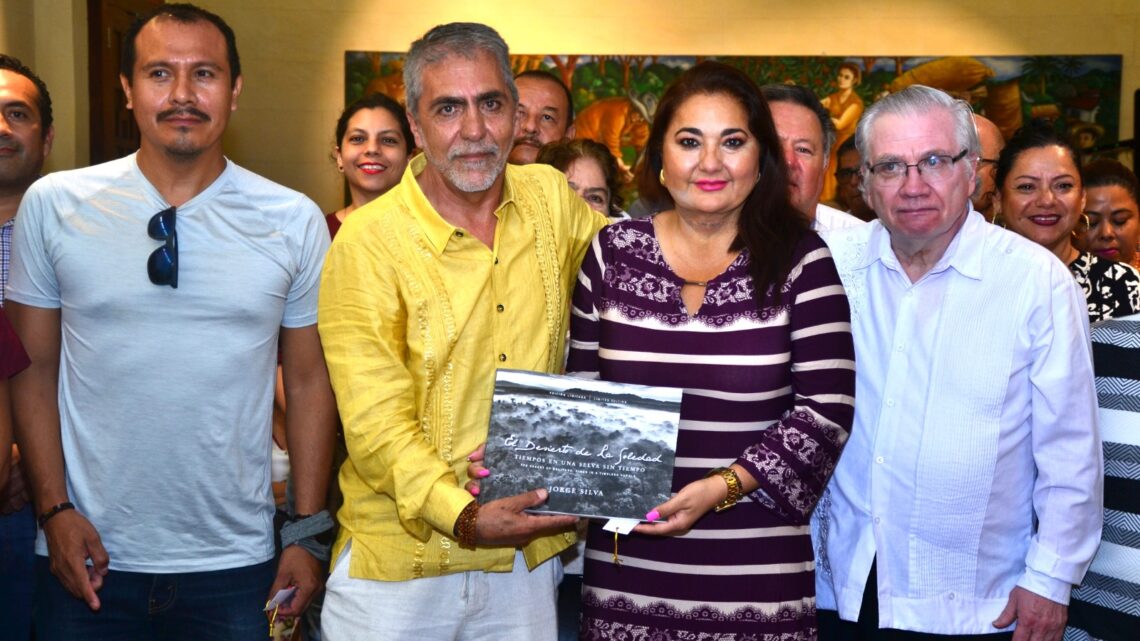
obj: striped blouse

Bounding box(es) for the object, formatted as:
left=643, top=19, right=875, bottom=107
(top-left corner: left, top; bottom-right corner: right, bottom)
left=567, top=218, right=855, bottom=641
left=1066, top=315, right=1140, bottom=641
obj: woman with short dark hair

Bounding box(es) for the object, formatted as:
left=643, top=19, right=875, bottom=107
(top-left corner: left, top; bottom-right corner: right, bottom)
left=994, top=121, right=1140, bottom=321
left=1081, top=158, right=1140, bottom=270
left=327, top=92, right=414, bottom=238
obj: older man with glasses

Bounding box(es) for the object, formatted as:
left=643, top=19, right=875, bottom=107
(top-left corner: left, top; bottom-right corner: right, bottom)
left=812, top=85, right=1102, bottom=641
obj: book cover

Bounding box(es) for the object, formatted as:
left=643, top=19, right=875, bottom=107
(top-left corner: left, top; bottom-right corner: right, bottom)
left=479, top=369, right=682, bottom=521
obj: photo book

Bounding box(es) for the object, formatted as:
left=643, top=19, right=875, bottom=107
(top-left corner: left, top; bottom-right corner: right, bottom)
left=479, top=369, right=682, bottom=522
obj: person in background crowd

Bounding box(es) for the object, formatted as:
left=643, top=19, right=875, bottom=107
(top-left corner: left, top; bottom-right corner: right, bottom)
left=1081, top=158, right=1140, bottom=270
left=1064, top=312, right=1140, bottom=641
left=508, top=69, right=575, bottom=165
left=317, top=22, right=606, bottom=641
left=994, top=120, right=1140, bottom=322
left=569, top=61, right=854, bottom=641
left=832, top=137, right=876, bottom=221
left=815, top=85, right=1102, bottom=641
left=8, top=5, right=337, bottom=639
left=327, top=92, right=413, bottom=238
left=972, top=114, right=1004, bottom=222
left=536, top=138, right=627, bottom=219
left=761, top=83, right=864, bottom=232
left=0, top=52, right=53, bottom=641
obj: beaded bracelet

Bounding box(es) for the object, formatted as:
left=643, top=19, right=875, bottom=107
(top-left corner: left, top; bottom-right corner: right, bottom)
left=38, top=501, right=75, bottom=528
left=454, top=501, right=480, bottom=548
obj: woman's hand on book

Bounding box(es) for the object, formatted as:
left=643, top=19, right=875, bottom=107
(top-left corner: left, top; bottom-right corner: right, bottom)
left=633, top=476, right=725, bottom=536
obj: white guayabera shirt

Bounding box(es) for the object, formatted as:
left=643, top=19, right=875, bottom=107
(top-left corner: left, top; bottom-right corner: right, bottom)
left=813, top=210, right=1103, bottom=635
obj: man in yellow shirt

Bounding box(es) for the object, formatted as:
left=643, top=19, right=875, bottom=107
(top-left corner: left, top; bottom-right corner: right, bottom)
left=317, top=22, right=607, bottom=640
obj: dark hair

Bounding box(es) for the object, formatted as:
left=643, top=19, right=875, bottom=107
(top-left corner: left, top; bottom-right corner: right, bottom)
left=121, top=3, right=241, bottom=87
left=637, top=61, right=809, bottom=306
left=760, top=84, right=836, bottom=156
left=536, top=138, right=623, bottom=214
left=1081, top=158, right=1138, bottom=204
left=515, top=70, right=575, bottom=125
left=836, top=136, right=858, bottom=159
left=995, top=119, right=1082, bottom=191
left=0, top=54, right=52, bottom=137
left=335, top=93, right=414, bottom=155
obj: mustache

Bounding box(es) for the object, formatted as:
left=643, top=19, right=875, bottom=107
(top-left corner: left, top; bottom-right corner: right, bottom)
left=513, top=133, right=540, bottom=147
left=157, top=107, right=211, bottom=122
left=447, top=143, right=500, bottom=161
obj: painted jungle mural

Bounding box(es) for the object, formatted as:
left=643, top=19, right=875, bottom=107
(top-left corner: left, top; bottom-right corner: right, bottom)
left=346, top=52, right=1122, bottom=202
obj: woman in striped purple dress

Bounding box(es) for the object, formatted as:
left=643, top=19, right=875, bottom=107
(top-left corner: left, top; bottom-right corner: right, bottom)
left=568, top=62, right=855, bottom=641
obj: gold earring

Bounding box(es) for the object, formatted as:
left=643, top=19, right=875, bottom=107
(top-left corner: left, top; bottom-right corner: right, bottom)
left=1072, top=213, right=1091, bottom=244
left=659, top=169, right=665, bottom=185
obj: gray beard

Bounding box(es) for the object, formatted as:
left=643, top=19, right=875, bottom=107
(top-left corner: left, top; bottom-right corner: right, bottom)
left=424, top=145, right=505, bottom=193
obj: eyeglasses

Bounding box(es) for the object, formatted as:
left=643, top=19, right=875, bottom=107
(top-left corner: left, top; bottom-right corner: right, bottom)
left=836, top=168, right=860, bottom=180
left=147, top=206, right=178, bottom=289
left=866, top=149, right=970, bottom=185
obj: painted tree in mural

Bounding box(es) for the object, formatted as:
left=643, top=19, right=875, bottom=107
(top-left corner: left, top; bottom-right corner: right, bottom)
left=547, top=55, right=580, bottom=88
left=1022, top=56, right=1065, bottom=98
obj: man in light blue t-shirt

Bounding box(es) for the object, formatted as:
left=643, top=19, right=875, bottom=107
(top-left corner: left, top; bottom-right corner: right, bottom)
left=6, top=4, right=337, bottom=640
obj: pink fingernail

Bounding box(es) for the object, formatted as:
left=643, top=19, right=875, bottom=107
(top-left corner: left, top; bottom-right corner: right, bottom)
left=646, top=510, right=660, bottom=522
left=478, top=469, right=490, bottom=478
left=470, top=487, right=480, bottom=496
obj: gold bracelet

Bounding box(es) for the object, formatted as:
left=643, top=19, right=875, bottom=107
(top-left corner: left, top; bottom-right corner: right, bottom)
left=454, top=501, right=480, bottom=548
left=706, top=467, right=742, bottom=512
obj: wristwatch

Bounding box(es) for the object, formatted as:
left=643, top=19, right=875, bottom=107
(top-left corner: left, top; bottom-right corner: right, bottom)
left=706, top=467, right=742, bottom=512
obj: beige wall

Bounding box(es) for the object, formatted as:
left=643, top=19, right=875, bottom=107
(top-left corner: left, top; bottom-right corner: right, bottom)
left=0, top=0, right=87, bottom=174
left=4, top=0, right=1139, bottom=211
left=0, top=0, right=35, bottom=64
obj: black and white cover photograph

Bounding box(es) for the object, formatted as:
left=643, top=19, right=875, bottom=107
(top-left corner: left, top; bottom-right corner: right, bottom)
left=479, top=369, right=682, bottom=521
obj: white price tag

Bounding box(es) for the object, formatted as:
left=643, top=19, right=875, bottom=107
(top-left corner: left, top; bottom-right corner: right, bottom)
left=263, top=586, right=296, bottom=612
left=601, top=518, right=640, bottom=535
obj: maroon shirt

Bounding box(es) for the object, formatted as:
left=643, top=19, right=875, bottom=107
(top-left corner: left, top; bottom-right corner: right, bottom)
left=0, top=307, right=30, bottom=378
left=326, top=212, right=343, bottom=239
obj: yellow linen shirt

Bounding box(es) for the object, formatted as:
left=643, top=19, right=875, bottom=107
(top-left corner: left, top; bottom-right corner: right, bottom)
left=318, top=155, right=607, bottom=581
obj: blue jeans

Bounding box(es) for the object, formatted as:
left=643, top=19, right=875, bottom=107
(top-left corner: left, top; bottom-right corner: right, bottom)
left=34, top=556, right=276, bottom=641
left=0, top=504, right=37, bottom=641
